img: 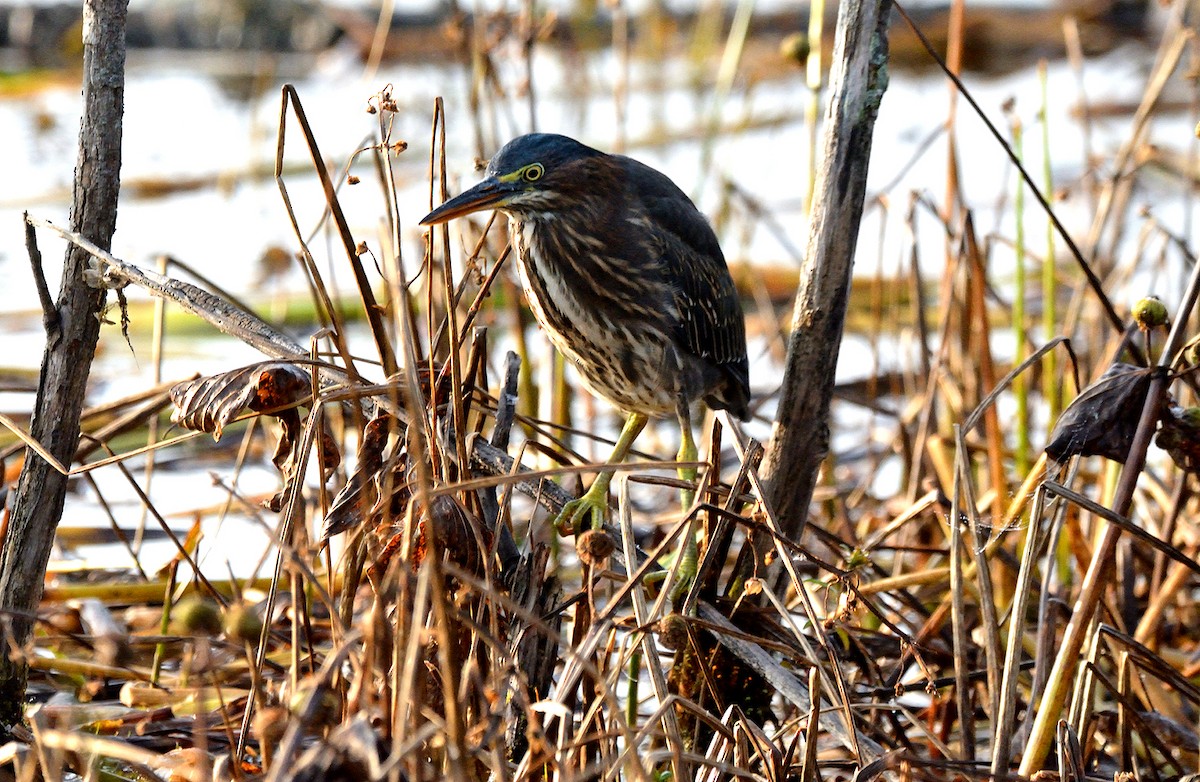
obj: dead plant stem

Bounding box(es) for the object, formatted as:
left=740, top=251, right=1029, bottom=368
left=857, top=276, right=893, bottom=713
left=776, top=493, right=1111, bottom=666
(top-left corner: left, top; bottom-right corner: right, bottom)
left=1019, top=228, right=1200, bottom=771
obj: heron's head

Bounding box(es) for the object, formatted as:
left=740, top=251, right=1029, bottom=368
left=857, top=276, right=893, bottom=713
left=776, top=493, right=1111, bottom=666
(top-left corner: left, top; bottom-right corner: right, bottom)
left=420, top=133, right=607, bottom=225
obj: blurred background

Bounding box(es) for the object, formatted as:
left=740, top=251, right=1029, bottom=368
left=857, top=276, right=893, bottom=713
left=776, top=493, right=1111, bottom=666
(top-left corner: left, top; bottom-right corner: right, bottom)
left=0, top=0, right=1195, bottom=569
left=2, top=0, right=1190, bottom=374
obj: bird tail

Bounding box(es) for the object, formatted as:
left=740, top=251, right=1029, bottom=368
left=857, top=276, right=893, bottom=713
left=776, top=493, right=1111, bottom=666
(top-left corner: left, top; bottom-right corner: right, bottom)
left=705, top=360, right=751, bottom=421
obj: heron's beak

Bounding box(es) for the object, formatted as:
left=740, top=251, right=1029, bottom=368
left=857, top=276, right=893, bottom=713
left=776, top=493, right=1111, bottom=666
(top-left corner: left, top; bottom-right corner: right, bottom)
left=420, top=178, right=515, bottom=225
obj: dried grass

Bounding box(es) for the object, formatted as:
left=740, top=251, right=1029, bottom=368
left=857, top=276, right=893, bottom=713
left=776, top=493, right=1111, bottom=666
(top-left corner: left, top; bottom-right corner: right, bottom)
left=4, top=2, right=1200, bottom=780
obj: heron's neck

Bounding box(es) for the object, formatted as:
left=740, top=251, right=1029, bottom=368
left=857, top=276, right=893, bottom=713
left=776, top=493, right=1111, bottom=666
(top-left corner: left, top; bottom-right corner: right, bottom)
left=519, top=192, right=617, bottom=229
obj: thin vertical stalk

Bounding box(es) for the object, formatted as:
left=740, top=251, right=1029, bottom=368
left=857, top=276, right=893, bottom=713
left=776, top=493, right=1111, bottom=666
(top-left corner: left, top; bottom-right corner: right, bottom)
left=551, top=352, right=570, bottom=437
left=989, top=483, right=1049, bottom=776
left=1019, top=231, right=1200, bottom=772
left=948, top=425, right=973, bottom=758
left=1062, top=20, right=1097, bottom=213
left=1039, top=60, right=1060, bottom=421
left=1117, top=652, right=1132, bottom=771
left=363, top=0, right=394, bottom=80
left=942, top=0, right=965, bottom=224
left=804, top=0, right=825, bottom=212
left=137, top=254, right=170, bottom=556
left=964, top=217, right=1007, bottom=526
left=956, top=429, right=1001, bottom=727
left=1011, top=115, right=1029, bottom=476
left=697, top=0, right=755, bottom=193
left=522, top=0, right=537, bottom=132
left=617, top=476, right=682, bottom=781
left=1183, top=38, right=1198, bottom=244
left=432, top=101, right=470, bottom=477
left=760, top=0, right=890, bottom=539
left=611, top=0, right=629, bottom=152
left=1065, top=613, right=1101, bottom=735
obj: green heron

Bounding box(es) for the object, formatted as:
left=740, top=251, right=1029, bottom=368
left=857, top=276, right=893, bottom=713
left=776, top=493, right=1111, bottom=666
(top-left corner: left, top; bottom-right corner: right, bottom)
left=421, top=133, right=750, bottom=542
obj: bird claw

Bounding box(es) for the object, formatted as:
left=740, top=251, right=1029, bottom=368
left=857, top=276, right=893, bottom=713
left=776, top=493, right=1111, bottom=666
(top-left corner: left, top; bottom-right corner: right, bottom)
left=554, top=484, right=610, bottom=536
left=642, top=541, right=698, bottom=608
left=668, top=567, right=696, bottom=606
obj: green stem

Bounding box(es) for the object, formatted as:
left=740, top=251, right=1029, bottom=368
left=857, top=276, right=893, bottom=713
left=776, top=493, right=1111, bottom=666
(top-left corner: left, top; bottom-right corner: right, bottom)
left=1013, top=117, right=1029, bottom=476
left=1040, top=60, right=1060, bottom=422
left=626, top=648, right=642, bottom=727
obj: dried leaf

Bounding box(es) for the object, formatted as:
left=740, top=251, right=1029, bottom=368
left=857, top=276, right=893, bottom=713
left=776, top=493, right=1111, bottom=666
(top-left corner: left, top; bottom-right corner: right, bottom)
left=1044, top=362, right=1154, bottom=463
left=321, top=414, right=400, bottom=540
left=264, top=407, right=342, bottom=513
left=288, top=714, right=385, bottom=782
left=170, top=362, right=341, bottom=512
left=169, top=361, right=313, bottom=440
left=366, top=495, right=487, bottom=586
left=1154, top=404, right=1200, bottom=474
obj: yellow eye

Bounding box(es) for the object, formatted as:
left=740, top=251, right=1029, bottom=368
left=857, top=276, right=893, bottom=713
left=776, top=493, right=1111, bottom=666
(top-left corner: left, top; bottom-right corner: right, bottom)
left=523, top=163, right=544, bottom=182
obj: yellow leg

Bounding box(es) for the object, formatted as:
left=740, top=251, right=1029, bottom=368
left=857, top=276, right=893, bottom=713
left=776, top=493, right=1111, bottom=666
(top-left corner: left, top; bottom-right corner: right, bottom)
left=555, top=412, right=649, bottom=534
left=670, top=415, right=699, bottom=603
left=677, top=421, right=697, bottom=510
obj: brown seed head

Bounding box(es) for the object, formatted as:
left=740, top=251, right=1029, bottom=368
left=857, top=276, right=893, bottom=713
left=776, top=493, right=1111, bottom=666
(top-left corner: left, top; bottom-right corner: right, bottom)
left=656, top=613, right=689, bottom=650
left=576, top=528, right=615, bottom=566
left=171, top=597, right=222, bottom=638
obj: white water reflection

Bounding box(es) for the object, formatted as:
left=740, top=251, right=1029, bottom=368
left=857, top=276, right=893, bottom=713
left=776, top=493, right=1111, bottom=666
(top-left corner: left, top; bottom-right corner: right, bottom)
left=0, top=18, right=1194, bottom=571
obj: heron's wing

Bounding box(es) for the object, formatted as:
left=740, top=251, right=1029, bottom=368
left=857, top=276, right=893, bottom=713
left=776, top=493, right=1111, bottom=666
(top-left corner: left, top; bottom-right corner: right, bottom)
left=660, top=220, right=746, bottom=370
left=659, top=221, right=751, bottom=417
left=621, top=159, right=747, bottom=371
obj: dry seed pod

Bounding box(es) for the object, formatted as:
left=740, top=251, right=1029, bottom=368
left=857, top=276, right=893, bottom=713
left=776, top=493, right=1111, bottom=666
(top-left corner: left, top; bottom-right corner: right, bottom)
left=171, top=597, right=222, bottom=638
left=223, top=602, right=264, bottom=645
left=575, top=528, right=615, bottom=566
left=779, top=32, right=809, bottom=65
left=1132, top=296, right=1168, bottom=331
left=656, top=613, right=689, bottom=650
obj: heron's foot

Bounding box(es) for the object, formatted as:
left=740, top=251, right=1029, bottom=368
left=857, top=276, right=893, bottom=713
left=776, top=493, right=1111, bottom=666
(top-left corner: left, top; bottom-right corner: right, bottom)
left=643, top=531, right=699, bottom=608
left=643, top=569, right=667, bottom=598
left=554, top=480, right=611, bottom=536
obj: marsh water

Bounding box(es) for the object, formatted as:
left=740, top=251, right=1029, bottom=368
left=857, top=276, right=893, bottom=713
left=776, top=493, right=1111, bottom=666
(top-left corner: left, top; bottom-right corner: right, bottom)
left=0, top=2, right=1192, bottom=572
